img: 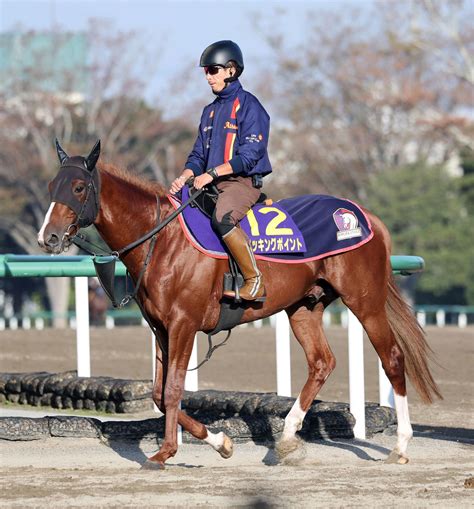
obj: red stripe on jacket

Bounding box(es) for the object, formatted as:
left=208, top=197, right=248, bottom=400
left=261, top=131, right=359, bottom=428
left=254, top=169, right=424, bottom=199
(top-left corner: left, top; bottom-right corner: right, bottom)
left=224, top=97, right=240, bottom=162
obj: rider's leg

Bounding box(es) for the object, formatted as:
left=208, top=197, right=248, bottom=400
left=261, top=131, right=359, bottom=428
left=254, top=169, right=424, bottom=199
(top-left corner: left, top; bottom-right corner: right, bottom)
left=211, top=176, right=264, bottom=301
left=220, top=225, right=266, bottom=301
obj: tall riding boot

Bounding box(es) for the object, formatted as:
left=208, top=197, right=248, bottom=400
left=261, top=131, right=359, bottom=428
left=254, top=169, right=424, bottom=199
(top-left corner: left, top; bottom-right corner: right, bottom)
left=222, top=227, right=266, bottom=301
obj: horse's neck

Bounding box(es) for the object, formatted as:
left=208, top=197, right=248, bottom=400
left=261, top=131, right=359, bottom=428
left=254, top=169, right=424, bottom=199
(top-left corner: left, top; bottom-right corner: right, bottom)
left=94, top=170, right=167, bottom=255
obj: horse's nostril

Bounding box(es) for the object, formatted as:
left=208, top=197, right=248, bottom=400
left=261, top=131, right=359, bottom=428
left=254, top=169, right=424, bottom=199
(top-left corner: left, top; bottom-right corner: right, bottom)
left=47, top=233, right=60, bottom=246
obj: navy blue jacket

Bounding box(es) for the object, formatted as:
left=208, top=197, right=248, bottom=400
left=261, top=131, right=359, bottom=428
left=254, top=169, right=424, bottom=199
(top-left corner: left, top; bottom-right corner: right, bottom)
left=185, top=80, right=272, bottom=177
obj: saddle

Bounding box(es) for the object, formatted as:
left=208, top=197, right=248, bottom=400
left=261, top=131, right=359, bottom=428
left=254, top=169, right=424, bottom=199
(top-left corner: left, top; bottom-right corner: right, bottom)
left=174, top=185, right=374, bottom=335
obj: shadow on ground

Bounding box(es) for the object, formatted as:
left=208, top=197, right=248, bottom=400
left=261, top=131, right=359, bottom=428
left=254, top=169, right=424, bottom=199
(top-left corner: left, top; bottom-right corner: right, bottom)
left=413, top=424, right=473, bottom=444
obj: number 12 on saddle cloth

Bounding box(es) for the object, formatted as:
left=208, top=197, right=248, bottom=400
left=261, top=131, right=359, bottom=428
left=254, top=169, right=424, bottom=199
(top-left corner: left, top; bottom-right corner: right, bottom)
left=169, top=187, right=373, bottom=262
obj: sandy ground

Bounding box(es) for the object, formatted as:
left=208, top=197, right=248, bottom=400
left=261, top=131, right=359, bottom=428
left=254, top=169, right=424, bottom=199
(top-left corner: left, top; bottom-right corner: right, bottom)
left=1, top=325, right=472, bottom=428
left=0, top=434, right=473, bottom=508
left=1, top=325, right=473, bottom=507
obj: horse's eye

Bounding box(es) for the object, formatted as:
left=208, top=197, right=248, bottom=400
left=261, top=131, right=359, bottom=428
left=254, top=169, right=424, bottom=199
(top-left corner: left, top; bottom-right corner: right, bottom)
left=74, top=185, right=85, bottom=194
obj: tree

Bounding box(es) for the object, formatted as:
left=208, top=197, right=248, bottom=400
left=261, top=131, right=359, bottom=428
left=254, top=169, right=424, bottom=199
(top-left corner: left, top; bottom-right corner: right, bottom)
left=458, top=147, right=474, bottom=304
left=401, top=0, right=474, bottom=86
left=366, top=163, right=472, bottom=303
left=0, top=22, right=195, bottom=325
left=254, top=1, right=473, bottom=201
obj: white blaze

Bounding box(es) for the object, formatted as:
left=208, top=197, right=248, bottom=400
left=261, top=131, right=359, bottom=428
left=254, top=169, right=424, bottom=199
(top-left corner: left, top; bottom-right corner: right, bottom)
left=38, top=202, right=57, bottom=245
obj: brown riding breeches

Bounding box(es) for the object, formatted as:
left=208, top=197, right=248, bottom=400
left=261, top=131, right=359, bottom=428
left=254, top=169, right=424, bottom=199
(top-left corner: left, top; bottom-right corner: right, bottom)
left=214, top=175, right=261, bottom=225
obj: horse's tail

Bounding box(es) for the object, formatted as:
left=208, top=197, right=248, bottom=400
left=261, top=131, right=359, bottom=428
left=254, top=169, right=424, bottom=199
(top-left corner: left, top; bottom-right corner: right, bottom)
left=385, top=276, right=442, bottom=403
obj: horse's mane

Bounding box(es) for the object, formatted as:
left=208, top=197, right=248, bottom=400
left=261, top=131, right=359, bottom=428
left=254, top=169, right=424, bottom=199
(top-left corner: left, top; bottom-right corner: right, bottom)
left=98, top=162, right=167, bottom=197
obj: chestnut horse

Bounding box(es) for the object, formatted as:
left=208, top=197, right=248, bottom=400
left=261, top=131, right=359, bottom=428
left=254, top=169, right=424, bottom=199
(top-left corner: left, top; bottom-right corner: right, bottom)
left=38, top=141, right=441, bottom=469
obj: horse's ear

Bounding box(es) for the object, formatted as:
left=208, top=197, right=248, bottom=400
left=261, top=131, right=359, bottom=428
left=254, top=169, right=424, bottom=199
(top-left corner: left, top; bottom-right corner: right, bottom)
left=55, top=138, right=69, bottom=165
left=86, top=140, right=101, bottom=171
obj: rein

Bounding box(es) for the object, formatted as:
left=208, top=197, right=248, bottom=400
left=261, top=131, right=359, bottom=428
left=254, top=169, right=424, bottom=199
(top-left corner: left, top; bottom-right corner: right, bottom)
left=57, top=168, right=228, bottom=371
left=73, top=184, right=205, bottom=306
left=119, top=186, right=205, bottom=257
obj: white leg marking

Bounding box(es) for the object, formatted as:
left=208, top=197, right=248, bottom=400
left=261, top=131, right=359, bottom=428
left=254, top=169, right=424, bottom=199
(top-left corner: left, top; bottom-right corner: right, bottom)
left=281, top=395, right=307, bottom=442
left=38, top=202, right=57, bottom=245
left=204, top=429, right=225, bottom=451
left=394, top=394, right=413, bottom=455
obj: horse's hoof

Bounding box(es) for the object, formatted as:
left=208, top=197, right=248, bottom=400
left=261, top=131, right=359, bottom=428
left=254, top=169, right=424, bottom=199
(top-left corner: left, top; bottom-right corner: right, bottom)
left=275, top=437, right=302, bottom=461
left=141, top=459, right=166, bottom=470
left=385, top=450, right=409, bottom=464
left=217, top=434, right=234, bottom=459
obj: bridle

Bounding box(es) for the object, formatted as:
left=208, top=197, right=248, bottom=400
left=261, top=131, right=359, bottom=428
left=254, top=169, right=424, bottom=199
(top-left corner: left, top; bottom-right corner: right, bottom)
left=64, top=171, right=100, bottom=246
left=49, top=157, right=101, bottom=252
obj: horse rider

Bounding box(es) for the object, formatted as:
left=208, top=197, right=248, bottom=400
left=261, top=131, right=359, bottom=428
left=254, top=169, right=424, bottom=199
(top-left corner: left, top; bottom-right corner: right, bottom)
left=170, top=40, right=272, bottom=301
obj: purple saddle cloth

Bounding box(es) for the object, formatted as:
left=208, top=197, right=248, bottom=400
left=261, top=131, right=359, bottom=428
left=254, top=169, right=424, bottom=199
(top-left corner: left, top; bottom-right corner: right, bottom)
left=169, top=187, right=374, bottom=263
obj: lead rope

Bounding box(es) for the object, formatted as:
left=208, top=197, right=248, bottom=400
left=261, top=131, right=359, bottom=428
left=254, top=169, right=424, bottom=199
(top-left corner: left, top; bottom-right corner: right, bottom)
left=138, top=282, right=233, bottom=371
left=186, top=330, right=232, bottom=371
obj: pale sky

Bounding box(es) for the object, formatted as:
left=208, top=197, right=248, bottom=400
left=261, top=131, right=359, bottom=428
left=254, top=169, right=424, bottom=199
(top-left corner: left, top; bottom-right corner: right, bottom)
left=1, top=0, right=375, bottom=117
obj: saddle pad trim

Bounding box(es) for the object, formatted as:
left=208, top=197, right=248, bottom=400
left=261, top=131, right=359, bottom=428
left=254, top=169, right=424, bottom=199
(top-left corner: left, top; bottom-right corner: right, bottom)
left=167, top=194, right=374, bottom=264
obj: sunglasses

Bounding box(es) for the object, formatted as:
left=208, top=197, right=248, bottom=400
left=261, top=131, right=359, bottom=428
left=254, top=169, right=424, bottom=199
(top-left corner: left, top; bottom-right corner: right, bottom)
left=204, top=65, right=224, bottom=75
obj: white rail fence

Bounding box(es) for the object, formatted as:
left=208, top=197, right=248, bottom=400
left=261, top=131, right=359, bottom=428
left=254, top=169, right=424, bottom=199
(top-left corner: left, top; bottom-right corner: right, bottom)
left=1, top=303, right=472, bottom=331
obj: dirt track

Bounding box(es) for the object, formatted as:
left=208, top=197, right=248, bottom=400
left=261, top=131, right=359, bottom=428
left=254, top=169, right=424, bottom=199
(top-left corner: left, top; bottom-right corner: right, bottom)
left=1, top=325, right=473, bottom=507
left=1, top=325, right=472, bottom=428
left=0, top=433, right=472, bottom=508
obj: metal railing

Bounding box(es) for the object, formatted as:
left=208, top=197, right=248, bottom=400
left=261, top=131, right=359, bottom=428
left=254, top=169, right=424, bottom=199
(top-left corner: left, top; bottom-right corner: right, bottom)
left=1, top=253, right=426, bottom=438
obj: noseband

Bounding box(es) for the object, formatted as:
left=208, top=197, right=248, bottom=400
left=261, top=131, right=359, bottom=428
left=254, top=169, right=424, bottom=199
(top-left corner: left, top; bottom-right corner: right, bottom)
left=49, top=156, right=101, bottom=248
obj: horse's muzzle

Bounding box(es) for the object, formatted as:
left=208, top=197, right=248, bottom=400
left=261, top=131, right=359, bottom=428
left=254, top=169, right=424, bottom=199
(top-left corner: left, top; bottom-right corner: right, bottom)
left=46, top=233, right=60, bottom=248
left=39, top=232, right=71, bottom=254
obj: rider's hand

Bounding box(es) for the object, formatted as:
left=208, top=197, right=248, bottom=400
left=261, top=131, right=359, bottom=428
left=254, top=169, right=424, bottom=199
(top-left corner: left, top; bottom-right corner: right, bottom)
left=193, top=173, right=214, bottom=190
left=169, top=175, right=187, bottom=195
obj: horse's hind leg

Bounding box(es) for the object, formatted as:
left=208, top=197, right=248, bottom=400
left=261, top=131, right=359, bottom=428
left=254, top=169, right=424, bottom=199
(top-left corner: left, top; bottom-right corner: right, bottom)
left=341, top=295, right=412, bottom=464
left=276, top=300, right=336, bottom=460
left=359, top=310, right=412, bottom=463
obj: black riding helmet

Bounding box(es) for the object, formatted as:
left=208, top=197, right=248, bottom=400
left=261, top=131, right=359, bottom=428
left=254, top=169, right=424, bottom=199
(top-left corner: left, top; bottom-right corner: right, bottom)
left=200, top=40, right=244, bottom=83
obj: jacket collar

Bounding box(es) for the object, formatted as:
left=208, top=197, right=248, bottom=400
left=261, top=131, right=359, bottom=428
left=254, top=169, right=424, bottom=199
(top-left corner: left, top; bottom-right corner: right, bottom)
left=215, top=79, right=242, bottom=102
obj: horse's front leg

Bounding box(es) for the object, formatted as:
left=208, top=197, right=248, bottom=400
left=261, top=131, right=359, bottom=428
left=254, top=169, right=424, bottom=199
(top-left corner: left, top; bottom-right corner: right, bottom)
left=144, top=335, right=233, bottom=470
left=145, top=335, right=189, bottom=467
left=145, top=324, right=232, bottom=469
